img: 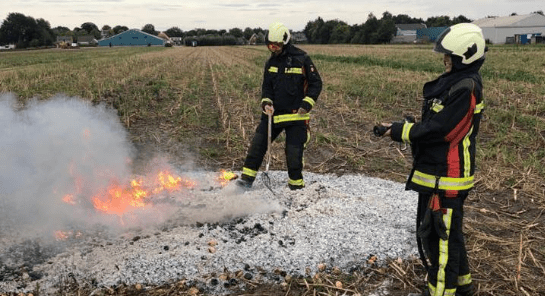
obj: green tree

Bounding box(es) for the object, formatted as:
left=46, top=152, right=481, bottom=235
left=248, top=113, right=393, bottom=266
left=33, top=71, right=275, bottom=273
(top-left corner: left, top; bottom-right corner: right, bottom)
left=36, top=18, right=55, bottom=46
left=228, top=28, right=243, bottom=38
left=393, top=14, right=425, bottom=24
left=243, top=27, right=254, bottom=40
left=0, top=13, right=40, bottom=47
left=452, top=15, right=472, bottom=24
left=329, top=21, right=350, bottom=44
left=375, top=11, right=396, bottom=43
left=165, top=26, right=184, bottom=37
left=426, top=16, right=451, bottom=27
left=142, top=24, right=157, bottom=35
left=113, top=25, right=128, bottom=34
left=80, top=22, right=99, bottom=34
left=376, top=19, right=396, bottom=43
left=53, top=26, right=70, bottom=35
left=363, top=13, right=379, bottom=43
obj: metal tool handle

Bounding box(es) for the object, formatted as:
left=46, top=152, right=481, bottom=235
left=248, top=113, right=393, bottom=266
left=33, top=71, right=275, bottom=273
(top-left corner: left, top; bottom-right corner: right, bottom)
left=265, top=112, right=272, bottom=172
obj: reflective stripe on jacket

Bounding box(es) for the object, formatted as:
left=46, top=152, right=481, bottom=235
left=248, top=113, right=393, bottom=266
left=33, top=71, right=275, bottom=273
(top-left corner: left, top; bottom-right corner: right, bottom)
left=390, top=77, right=484, bottom=195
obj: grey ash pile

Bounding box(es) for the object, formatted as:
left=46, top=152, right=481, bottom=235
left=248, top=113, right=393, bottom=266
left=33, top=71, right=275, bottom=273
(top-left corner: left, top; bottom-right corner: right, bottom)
left=0, top=171, right=418, bottom=295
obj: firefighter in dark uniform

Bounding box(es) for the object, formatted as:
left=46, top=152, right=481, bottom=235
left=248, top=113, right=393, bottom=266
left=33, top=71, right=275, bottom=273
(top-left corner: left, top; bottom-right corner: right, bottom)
left=236, top=22, right=322, bottom=190
left=378, top=23, right=486, bottom=296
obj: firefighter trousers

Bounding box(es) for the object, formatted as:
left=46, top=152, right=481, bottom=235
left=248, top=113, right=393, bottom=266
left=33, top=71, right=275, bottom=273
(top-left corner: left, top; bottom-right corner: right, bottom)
left=418, top=192, right=474, bottom=296
left=241, top=118, right=309, bottom=186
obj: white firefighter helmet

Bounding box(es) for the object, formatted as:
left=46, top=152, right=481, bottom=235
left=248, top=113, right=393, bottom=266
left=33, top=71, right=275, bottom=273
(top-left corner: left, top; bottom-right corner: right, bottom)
left=434, top=23, right=486, bottom=65
left=268, top=22, right=290, bottom=45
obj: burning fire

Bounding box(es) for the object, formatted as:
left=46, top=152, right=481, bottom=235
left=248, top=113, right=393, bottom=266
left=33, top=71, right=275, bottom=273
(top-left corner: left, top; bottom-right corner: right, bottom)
left=54, top=230, right=82, bottom=241
left=61, top=167, right=237, bottom=222
left=89, top=170, right=196, bottom=216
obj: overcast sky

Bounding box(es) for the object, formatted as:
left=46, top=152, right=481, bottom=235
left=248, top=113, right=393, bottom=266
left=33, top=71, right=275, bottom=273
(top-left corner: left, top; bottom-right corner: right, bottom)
left=1, top=0, right=543, bottom=32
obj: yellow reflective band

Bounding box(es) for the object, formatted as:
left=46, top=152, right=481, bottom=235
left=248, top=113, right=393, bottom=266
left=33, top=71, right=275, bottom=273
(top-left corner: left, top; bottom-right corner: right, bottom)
left=429, top=280, right=457, bottom=296
left=463, top=127, right=473, bottom=178
left=261, top=98, right=273, bottom=104
left=273, top=113, right=310, bottom=124
left=435, top=208, right=453, bottom=296
left=288, top=178, right=305, bottom=186
left=242, top=167, right=257, bottom=177
left=303, top=96, right=315, bottom=107
left=268, top=66, right=278, bottom=73
left=475, top=102, right=484, bottom=114
left=402, top=122, right=414, bottom=144
left=432, top=102, right=444, bottom=112
left=458, top=274, right=472, bottom=286
left=285, top=67, right=303, bottom=74
left=428, top=283, right=435, bottom=295
left=411, top=170, right=474, bottom=191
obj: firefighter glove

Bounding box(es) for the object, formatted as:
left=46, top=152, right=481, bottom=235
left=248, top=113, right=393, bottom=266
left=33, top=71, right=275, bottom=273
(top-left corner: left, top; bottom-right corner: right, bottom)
left=299, top=100, right=312, bottom=113
left=418, top=194, right=448, bottom=241
left=262, top=103, right=274, bottom=115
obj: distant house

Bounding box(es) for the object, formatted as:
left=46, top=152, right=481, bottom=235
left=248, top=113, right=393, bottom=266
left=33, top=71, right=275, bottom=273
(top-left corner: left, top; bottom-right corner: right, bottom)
left=291, top=32, right=308, bottom=44
left=76, top=35, right=97, bottom=46
left=56, top=36, right=73, bottom=44
left=392, top=23, right=427, bottom=43
left=170, top=37, right=183, bottom=45
left=97, top=29, right=165, bottom=47
left=472, top=13, right=545, bottom=44
left=396, top=24, right=427, bottom=36
left=417, top=27, right=448, bottom=42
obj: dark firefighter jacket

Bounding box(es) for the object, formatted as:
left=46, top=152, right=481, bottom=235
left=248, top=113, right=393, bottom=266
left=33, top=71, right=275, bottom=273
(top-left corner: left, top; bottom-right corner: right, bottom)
left=261, top=44, right=322, bottom=126
left=390, top=58, right=485, bottom=197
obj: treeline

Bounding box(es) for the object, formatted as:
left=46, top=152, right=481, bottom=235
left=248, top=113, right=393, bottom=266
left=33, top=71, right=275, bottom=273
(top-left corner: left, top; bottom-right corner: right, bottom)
left=0, top=13, right=56, bottom=48
left=5, top=11, right=541, bottom=48
left=303, top=12, right=472, bottom=44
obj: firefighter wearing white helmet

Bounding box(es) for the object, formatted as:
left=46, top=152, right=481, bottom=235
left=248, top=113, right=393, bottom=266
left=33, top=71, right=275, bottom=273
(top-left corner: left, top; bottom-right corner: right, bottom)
left=377, top=23, right=485, bottom=296
left=237, top=22, right=322, bottom=191
left=434, top=23, right=487, bottom=70
left=268, top=21, right=290, bottom=44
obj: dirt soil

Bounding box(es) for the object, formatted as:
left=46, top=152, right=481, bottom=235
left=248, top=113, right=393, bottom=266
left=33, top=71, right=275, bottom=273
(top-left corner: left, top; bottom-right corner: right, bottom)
left=85, top=127, right=543, bottom=296
left=3, top=46, right=542, bottom=296
left=95, top=73, right=545, bottom=295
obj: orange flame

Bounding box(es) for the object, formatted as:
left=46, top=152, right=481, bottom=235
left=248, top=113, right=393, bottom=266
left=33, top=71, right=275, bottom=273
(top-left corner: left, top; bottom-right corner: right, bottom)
left=89, top=170, right=196, bottom=216
left=60, top=166, right=197, bottom=221
left=62, top=194, right=76, bottom=205
left=54, top=230, right=82, bottom=241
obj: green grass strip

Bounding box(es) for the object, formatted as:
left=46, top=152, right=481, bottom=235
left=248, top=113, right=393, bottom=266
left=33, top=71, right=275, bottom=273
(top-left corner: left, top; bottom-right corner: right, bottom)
left=311, top=54, right=541, bottom=84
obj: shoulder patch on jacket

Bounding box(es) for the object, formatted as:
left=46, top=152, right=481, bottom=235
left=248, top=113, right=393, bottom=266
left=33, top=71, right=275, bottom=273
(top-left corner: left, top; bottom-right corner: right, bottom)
left=449, top=78, right=475, bottom=96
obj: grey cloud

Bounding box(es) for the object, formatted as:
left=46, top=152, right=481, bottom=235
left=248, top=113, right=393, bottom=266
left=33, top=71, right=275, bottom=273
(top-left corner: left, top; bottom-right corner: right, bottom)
left=217, top=3, right=249, bottom=7
left=72, top=10, right=106, bottom=14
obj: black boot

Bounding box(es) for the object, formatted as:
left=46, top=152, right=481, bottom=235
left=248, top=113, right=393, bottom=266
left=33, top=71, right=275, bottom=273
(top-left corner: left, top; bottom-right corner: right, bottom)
left=456, top=284, right=475, bottom=296
left=235, top=178, right=253, bottom=190
left=288, top=183, right=304, bottom=190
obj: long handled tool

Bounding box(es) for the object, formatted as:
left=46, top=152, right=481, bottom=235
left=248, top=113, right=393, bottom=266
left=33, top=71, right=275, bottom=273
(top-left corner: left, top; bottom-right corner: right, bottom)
left=261, top=112, right=275, bottom=194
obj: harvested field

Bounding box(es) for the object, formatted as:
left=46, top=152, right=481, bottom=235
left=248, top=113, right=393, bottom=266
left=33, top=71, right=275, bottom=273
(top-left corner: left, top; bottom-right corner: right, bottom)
left=0, top=44, right=544, bottom=295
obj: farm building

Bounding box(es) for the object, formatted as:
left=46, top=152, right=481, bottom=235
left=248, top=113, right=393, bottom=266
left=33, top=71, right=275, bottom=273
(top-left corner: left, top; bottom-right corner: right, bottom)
left=472, top=13, right=545, bottom=44
left=392, top=23, right=427, bottom=43
left=98, top=29, right=165, bottom=47
left=76, top=35, right=97, bottom=46
left=416, top=27, right=448, bottom=42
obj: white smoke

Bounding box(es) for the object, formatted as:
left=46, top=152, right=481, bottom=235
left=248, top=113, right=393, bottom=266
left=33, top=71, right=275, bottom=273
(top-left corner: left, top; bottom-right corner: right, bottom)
left=0, top=93, right=284, bottom=244
left=0, top=93, right=134, bottom=236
